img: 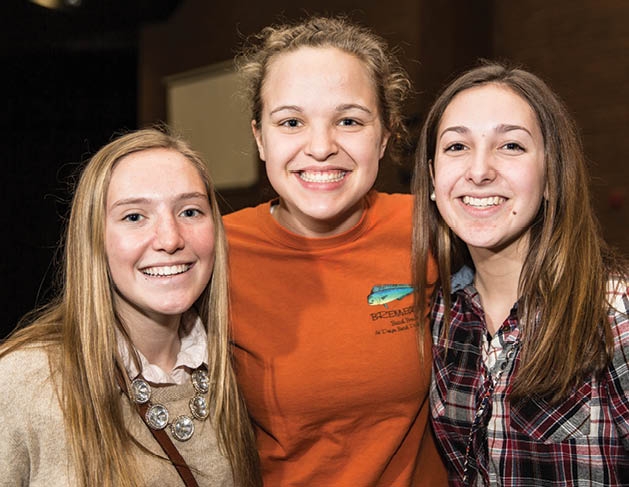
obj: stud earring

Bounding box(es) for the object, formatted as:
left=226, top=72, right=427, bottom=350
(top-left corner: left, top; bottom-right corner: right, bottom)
left=430, top=191, right=436, bottom=201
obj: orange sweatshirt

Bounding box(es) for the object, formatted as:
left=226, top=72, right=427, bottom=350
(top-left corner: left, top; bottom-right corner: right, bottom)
left=224, top=191, right=447, bottom=486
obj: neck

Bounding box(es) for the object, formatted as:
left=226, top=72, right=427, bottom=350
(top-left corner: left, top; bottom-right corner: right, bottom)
left=117, top=301, right=183, bottom=373
left=273, top=198, right=365, bottom=238
left=469, top=245, right=525, bottom=335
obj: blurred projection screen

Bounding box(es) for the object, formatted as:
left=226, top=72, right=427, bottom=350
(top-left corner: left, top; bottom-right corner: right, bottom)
left=166, top=62, right=258, bottom=189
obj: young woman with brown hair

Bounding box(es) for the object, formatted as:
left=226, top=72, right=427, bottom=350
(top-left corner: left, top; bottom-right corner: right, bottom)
left=225, top=15, right=447, bottom=487
left=413, top=62, right=629, bottom=486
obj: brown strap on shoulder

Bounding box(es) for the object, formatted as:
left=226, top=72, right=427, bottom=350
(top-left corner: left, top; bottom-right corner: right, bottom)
left=117, top=371, right=200, bottom=487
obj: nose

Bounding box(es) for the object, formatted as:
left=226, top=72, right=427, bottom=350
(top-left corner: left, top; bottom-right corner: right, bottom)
left=466, top=150, right=496, bottom=185
left=153, top=214, right=185, bottom=253
left=305, top=124, right=338, bottom=161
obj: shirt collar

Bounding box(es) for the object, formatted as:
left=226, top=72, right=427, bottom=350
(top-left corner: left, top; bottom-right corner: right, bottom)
left=117, top=311, right=208, bottom=385
left=451, top=265, right=475, bottom=293
left=450, top=265, right=521, bottom=337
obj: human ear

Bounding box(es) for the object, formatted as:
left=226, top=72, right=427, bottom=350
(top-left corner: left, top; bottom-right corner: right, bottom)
left=429, top=159, right=436, bottom=186
left=251, top=120, right=266, bottom=161
left=379, top=131, right=390, bottom=159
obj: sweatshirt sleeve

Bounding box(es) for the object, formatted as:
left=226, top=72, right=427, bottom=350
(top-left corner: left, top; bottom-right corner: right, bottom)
left=0, top=347, right=72, bottom=486
left=0, top=350, right=33, bottom=485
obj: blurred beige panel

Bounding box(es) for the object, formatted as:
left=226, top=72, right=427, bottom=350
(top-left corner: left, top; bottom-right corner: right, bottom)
left=166, top=62, right=258, bottom=189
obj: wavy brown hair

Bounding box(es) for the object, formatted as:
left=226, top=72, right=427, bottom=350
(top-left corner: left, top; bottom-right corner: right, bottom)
left=0, top=128, right=260, bottom=486
left=236, top=15, right=412, bottom=161
left=412, top=61, right=627, bottom=402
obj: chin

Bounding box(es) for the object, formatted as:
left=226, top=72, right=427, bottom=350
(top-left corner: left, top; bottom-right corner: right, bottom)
left=151, top=300, right=197, bottom=317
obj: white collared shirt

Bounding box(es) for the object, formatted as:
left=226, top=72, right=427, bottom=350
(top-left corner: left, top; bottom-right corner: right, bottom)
left=117, top=311, right=208, bottom=385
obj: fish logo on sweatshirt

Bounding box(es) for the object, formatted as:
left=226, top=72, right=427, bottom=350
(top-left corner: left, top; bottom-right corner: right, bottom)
left=367, top=284, right=414, bottom=308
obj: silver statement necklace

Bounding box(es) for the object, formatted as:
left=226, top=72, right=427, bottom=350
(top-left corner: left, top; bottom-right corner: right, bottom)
left=130, top=367, right=210, bottom=442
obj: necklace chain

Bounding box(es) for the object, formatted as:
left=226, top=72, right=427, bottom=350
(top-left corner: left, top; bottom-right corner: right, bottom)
left=130, top=367, right=210, bottom=442
left=461, top=339, right=520, bottom=485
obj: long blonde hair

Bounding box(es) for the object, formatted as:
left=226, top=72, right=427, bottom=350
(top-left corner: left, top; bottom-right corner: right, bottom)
left=413, top=62, right=627, bottom=402
left=0, top=127, right=260, bottom=486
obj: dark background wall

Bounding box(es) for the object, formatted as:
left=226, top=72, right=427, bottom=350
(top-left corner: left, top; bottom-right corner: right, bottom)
left=2, top=0, right=628, bottom=338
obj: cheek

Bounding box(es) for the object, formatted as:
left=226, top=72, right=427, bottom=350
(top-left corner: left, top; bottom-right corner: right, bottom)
left=433, top=165, right=457, bottom=196
left=435, top=198, right=455, bottom=228
left=197, top=241, right=217, bottom=280
left=515, top=167, right=546, bottom=201
left=105, top=244, right=136, bottom=285
left=104, top=241, right=134, bottom=292
left=433, top=167, right=461, bottom=223
left=189, top=225, right=216, bottom=262
left=350, top=133, right=382, bottom=159
left=343, top=140, right=382, bottom=177
left=104, top=228, right=147, bottom=276
left=198, top=238, right=216, bottom=263
left=104, top=231, right=126, bottom=269
left=263, top=131, right=301, bottom=161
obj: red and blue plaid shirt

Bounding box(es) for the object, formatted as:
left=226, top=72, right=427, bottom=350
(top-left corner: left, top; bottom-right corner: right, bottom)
left=431, top=267, right=629, bottom=486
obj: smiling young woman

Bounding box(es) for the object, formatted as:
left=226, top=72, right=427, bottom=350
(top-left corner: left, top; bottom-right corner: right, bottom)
left=432, top=85, right=546, bottom=268
left=250, top=45, right=387, bottom=237
left=0, top=128, right=260, bottom=487
left=413, top=62, right=629, bottom=486
left=223, top=15, right=447, bottom=487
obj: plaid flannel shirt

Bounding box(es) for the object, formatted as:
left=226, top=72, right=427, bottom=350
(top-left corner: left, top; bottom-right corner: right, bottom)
left=430, top=267, right=629, bottom=486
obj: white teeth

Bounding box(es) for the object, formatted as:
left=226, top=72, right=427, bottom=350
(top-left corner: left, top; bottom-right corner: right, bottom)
left=298, top=170, right=346, bottom=183
left=462, top=195, right=504, bottom=207
left=142, top=264, right=191, bottom=277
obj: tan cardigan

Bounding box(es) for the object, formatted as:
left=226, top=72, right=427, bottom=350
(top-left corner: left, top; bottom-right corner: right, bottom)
left=0, top=347, right=233, bottom=486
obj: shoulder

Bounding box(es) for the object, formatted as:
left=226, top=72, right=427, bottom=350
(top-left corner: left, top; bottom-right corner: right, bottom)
left=0, top=345, right=60, bottom=425
left=223, top=203, right=275, bottom=255
left=223, top=201, right=274, bottom=244
left=365, top=191, right=413, bottom=226
left=0, top=345, right=68, bottom=485
left=223, top=202, right=270, bottom=228
left=368, top=191, right=412, bottom=211
left=607, top=278, right=629, bottom=348
left=607, top=278, right=628, bottom=315
left=0, top=345, right=53, bottom=379
left=603, top=279, right=629, bottom=444
left=0, top=345, right=59, bottom=406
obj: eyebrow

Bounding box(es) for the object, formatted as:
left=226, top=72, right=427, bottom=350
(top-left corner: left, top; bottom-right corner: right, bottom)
left=439, top=126, right=469, bottom=139
left=110, top=192, right=208, bottom=209
left=269, top=105, right=302, bottom=116
left=438, top=123, right=533, bottom=139
left=336, top=103, right=373, bottom=114
left=496, top=123, right=533, bottom=136
left=269, top=103, right=373, bottom=116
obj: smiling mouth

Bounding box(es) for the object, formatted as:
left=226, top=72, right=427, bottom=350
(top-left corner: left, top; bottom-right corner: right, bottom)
left=462, top=195, right=505, bottom=208
left=297, top=170, right=348, bottom=183
left=141, top=264, right=192, bottom=277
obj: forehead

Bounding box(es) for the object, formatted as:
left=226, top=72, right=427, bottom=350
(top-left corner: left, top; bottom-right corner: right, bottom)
left=440, top=83, right=539, bottom=130
left=108, top=148, right=206, bottom=199
left=261, top=46, right=377, bottom=104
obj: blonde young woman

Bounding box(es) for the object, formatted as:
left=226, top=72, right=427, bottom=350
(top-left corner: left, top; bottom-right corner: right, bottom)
left=225, top=16, right=447, bottom=486
left=413, top=62, right=629, bottom=486
left=0, top=128, right=260, bottom=486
